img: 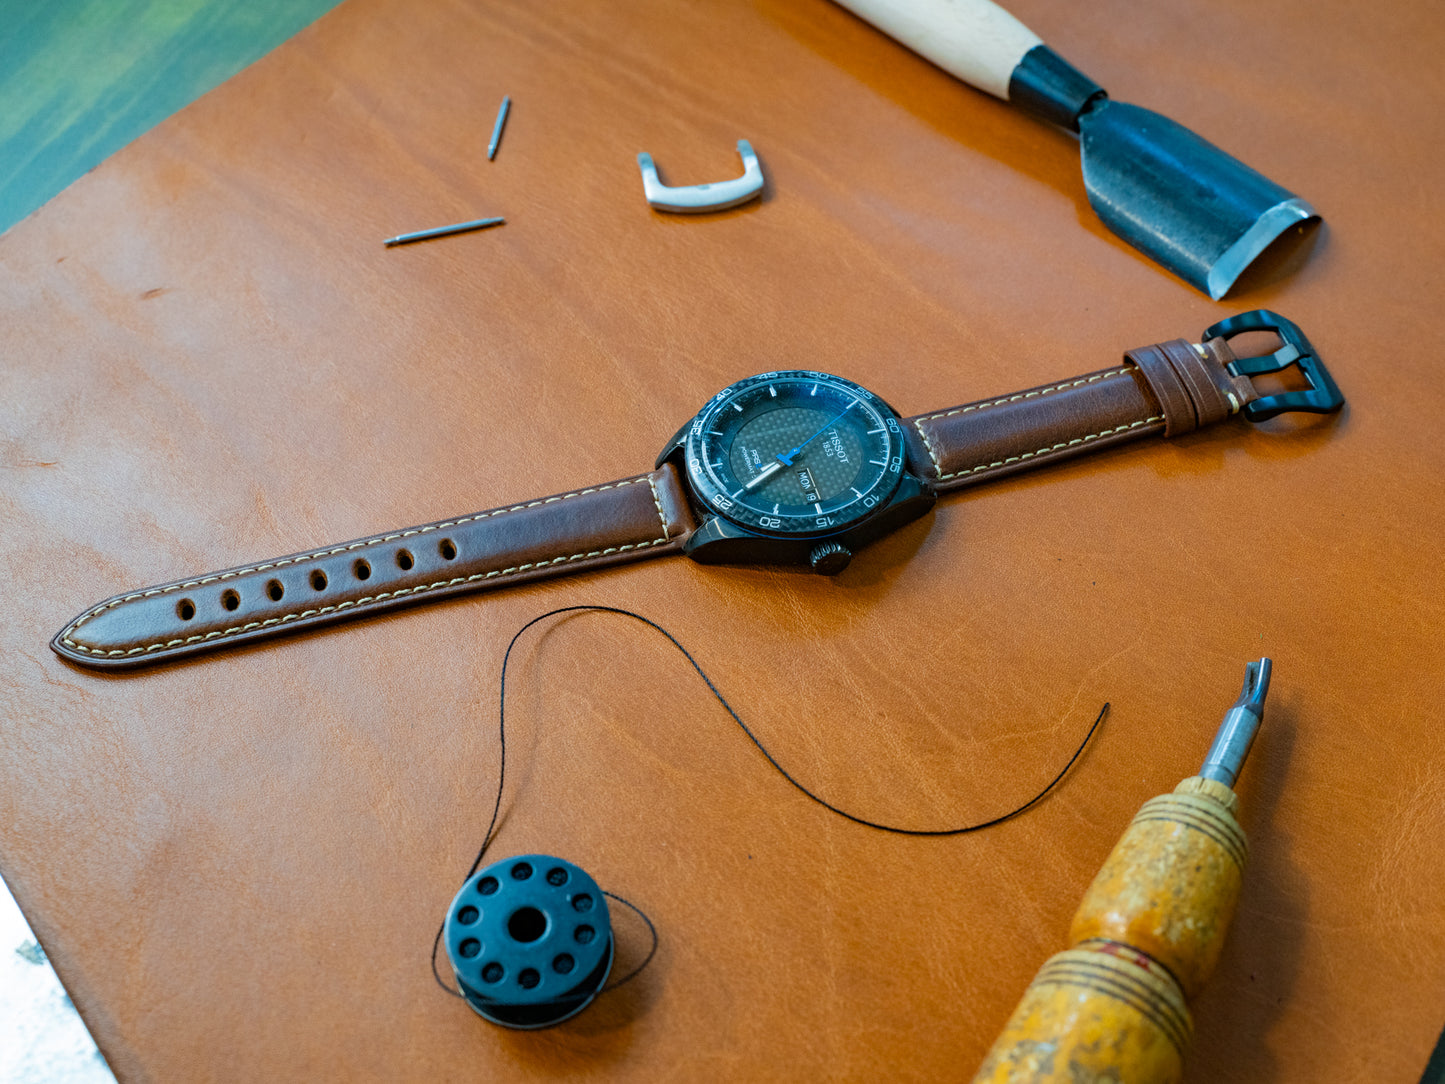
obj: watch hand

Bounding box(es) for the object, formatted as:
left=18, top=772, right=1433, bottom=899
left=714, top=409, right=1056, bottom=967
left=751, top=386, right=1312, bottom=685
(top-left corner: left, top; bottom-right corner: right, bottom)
left=775, top=400, right=856, bottom=466
left=744, top=461, right=784, bottom=490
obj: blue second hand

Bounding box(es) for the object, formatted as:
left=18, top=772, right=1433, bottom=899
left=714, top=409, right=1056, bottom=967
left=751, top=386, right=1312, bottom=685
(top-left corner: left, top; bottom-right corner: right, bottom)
left=776, top=401, right=854, bottom=466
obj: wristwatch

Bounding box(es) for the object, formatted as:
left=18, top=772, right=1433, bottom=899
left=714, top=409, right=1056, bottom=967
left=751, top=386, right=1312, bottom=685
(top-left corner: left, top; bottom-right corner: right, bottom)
left=51, top=310, right=1341, bottom=670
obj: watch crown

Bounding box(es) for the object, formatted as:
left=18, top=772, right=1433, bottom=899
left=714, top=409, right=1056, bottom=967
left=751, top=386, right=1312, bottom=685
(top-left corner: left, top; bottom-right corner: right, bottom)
left=809, top=541, right=852, bottom=575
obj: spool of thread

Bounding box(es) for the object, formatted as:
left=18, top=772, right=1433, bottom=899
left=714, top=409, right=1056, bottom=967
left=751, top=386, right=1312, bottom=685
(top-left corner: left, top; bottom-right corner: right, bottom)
left=443, top=854, right=614, bottom=1029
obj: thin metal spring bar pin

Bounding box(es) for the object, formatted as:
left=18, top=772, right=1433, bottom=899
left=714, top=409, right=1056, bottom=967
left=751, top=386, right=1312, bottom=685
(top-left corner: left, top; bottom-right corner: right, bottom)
left=384, top=217, right=505, bottom=247
left=637, top=139, right=764, bottom=214
left=1199, top=658, right=1272, bottom=788
left=487, top=96, right=511, bottom=161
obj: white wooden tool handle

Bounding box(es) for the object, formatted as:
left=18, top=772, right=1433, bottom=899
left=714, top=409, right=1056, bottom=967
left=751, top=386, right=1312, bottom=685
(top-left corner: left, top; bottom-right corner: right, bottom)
left=831, top=0, right=1041, bottom=100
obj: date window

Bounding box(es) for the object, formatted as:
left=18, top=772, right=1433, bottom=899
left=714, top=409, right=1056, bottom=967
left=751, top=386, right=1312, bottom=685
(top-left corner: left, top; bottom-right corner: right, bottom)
left=796, top=467, right=820, bottom=502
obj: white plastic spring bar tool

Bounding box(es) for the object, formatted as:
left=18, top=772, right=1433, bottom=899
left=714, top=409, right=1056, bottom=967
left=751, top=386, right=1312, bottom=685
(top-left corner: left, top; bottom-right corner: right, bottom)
left=636, top=139, right=764, bottom=213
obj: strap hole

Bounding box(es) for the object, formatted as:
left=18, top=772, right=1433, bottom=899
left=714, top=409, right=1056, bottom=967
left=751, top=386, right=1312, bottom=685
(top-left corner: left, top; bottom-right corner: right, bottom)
left=177, top=599, right=195, bottom=621
left=439, top=538, right=457, bottom=561
left=267, top=579, right=284, bottom=602
left=221, top=590, right=240, bottom=611
left=353, top=559, right=371, bottom=581
left=310, top=570, right=328, bottom=591
left=396, top=549, right=414, bottom=571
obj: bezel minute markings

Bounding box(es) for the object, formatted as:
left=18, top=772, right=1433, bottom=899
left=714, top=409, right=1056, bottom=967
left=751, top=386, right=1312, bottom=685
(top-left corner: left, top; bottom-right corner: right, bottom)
left=684, top=370, right=905, bottom=537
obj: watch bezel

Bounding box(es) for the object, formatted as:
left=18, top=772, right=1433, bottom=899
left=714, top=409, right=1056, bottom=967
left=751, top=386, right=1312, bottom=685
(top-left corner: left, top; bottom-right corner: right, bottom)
left=680, top=370, right=908, bottom=539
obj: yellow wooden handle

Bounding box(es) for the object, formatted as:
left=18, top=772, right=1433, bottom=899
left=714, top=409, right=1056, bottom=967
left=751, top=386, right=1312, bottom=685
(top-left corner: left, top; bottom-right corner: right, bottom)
left=1070, top=777, right=1246, bottom=998
left=971, top=777, right=1246, bottom=1083
left=973, top=945, right=1189, bottom=1083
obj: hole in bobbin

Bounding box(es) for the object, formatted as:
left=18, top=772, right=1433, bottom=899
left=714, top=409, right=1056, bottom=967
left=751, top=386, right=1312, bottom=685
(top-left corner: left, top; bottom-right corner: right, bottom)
left=507, top=907, right=547, bottom=944
left=353, top=558, right=371, bottom=581
left=266, top=579, right=284, bottom=602
left=176, top=599, right=195, bottom=621
left=518, top=968, right=540, bottom=989
left=310, top=569, right=327, bottom=591
left=221, top=589, right=240, bottom=612
left=439, top=538, right=457, bottom=561
left=396, top=549, right=414, bottom=571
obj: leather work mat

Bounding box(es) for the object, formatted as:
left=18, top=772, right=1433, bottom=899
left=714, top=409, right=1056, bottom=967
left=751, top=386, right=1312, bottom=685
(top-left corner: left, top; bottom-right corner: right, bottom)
left=3, top=0, right=1442, bottom=1079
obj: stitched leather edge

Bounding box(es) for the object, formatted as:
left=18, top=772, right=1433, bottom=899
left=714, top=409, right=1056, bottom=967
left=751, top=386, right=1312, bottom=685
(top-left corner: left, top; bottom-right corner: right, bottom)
left=59, top=474, right=674, bottom=658
left=928, top=416, right=1165, bottom=482
left=910, top=366, right=1148, bottom=482
left=911, top=367, right=1135, bottom=426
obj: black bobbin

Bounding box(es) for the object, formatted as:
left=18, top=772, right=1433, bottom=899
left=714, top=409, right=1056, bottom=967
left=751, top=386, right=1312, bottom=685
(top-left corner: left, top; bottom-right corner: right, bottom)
left=443, top=854, right=614, bottom=1029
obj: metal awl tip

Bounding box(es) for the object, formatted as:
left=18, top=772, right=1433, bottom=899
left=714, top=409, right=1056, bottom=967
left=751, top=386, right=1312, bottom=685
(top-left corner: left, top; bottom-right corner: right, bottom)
left=1236, top=658, right=1272, bottom=715
left=1199, top=658, right=1272, bottom=788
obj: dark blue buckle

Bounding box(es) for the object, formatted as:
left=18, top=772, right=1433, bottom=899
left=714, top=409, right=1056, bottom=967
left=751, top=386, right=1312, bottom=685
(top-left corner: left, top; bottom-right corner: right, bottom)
left=1204, top=310, right=1345, bottom=422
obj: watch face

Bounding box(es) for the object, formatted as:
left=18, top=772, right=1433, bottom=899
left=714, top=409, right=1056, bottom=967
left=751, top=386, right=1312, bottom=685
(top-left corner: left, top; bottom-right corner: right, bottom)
left=683, top=371, right=907, bottom=536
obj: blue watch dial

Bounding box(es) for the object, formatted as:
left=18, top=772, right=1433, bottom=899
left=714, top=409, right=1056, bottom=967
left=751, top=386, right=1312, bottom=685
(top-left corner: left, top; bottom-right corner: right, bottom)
left=684, top=371, right=906, bottom=536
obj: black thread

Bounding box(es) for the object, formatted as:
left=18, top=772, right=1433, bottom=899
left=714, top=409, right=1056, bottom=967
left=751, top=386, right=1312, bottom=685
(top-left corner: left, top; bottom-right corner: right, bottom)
left=597, top=891, right=658, bottom=991
left=432, top=605, right=1108, bottom=1000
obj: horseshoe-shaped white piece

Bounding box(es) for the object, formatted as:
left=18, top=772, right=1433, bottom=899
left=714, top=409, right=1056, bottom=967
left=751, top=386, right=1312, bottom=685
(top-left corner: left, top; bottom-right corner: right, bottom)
left=637, top=139, right=765, bottom=214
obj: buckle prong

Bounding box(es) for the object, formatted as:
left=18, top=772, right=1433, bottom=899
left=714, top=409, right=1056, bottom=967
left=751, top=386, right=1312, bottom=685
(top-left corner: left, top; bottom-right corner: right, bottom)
left=1204, top=310, right=1345, bottom=422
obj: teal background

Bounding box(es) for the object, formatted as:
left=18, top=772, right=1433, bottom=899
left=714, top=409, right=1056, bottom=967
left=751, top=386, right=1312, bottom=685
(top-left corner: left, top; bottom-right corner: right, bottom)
left=0, top=0, right=341, bottom=234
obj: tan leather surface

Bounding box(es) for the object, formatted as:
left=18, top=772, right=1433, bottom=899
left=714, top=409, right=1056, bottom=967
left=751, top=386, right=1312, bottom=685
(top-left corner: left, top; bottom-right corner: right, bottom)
left=52, top=467, right=696, bottom=668
left=1, top=0, right=1442, bottom=1080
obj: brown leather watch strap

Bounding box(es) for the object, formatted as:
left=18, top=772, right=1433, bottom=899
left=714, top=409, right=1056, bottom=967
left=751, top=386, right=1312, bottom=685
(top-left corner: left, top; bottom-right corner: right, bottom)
left=902, top=335, right=1256, bottom=492
left=52, top=466, right=698, bottom=670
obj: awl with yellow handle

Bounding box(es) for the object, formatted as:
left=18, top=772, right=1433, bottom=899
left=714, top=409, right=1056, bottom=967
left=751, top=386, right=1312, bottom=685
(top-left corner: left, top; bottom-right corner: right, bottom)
left=974, top=658, right=1272, bottom=1083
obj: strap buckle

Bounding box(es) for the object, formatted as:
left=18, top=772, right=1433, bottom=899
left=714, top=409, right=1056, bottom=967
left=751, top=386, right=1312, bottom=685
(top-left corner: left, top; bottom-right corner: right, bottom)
left=1204, top=309, right=1345, bottom=422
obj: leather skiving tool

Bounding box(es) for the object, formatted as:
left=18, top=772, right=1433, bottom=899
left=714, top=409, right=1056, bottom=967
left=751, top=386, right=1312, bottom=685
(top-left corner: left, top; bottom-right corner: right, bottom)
left=831, top=0, right=1318, bottom=298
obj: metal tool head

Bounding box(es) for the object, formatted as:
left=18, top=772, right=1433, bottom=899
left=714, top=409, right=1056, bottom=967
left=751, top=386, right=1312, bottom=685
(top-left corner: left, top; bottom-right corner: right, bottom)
left=1078, top=100, right=1317, bottom=300
left=1199, top=658, right=1272, bottom=788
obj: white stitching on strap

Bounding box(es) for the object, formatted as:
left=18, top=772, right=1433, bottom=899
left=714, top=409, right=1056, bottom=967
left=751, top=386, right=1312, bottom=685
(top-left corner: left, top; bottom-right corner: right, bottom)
left=911, top=366, right=1139, bottom=480
left=933, top=417, right=1164, bottom=481
left=62, top=473, right=675, bottom=656
left=912, top=419, right=945, bottom=478
left=644, top=474, right=670, bottom=540
left=914, top=368, right=1134, bottom=426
